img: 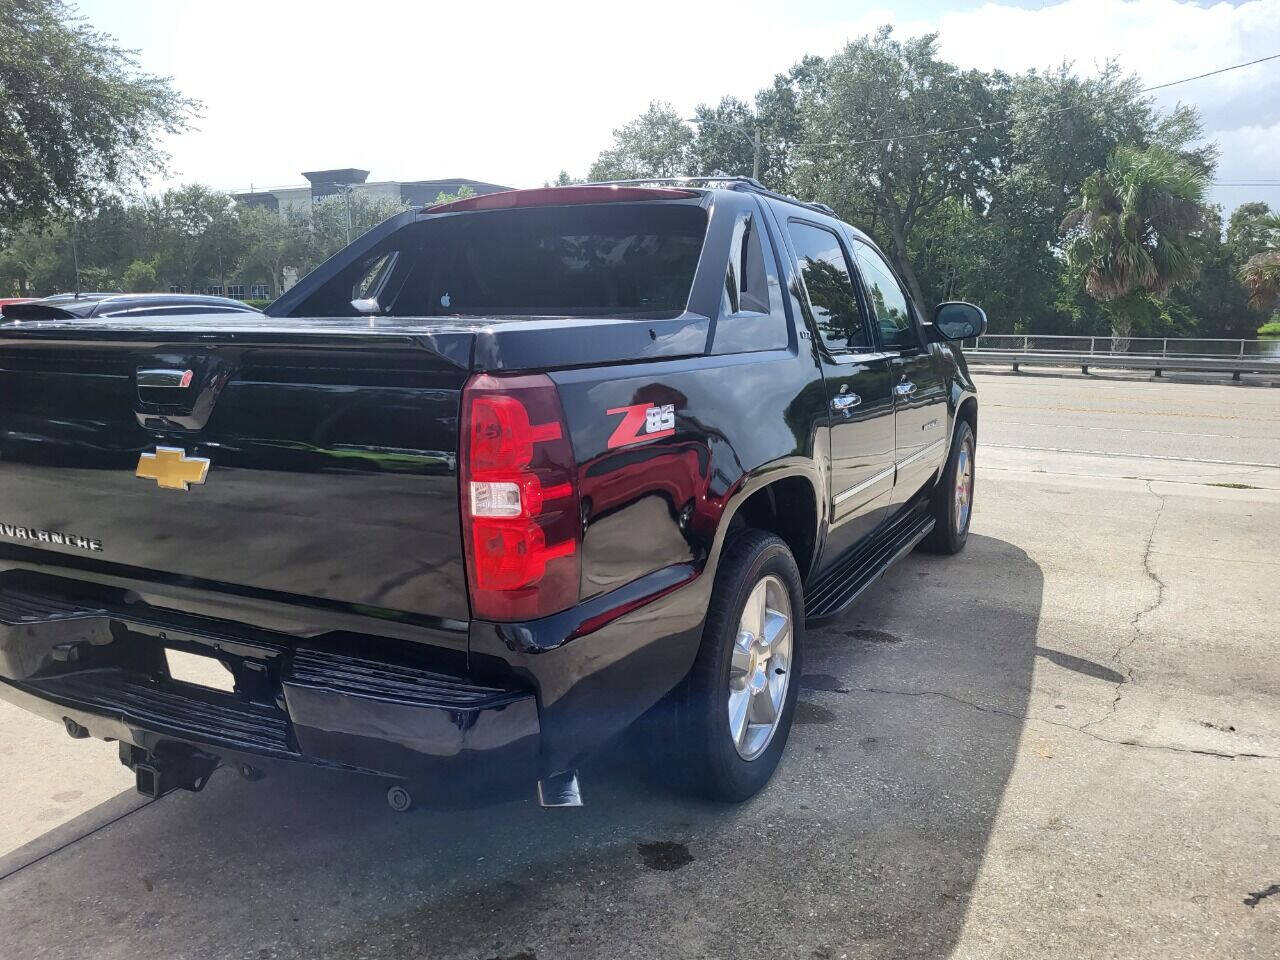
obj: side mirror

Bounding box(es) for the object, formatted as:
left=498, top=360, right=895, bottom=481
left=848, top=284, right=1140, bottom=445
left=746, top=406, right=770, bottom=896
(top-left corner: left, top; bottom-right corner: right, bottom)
left=932, top=301, right=987, bottom=342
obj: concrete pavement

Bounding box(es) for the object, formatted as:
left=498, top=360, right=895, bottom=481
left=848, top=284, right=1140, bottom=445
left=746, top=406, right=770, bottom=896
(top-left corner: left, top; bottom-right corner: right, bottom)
left=0, top=371, right=1277, bottom=959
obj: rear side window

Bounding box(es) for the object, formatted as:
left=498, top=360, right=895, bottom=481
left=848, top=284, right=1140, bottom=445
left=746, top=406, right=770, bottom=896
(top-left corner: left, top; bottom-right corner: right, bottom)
left=786, top=220, right=870, bottom=352
left=354, top=251, right=399, bottom=303
left=721, top=213, right=773, bottom=316
left=389, top=203, right=707, bottom=318
left=851, top=241, right=917, bottom=349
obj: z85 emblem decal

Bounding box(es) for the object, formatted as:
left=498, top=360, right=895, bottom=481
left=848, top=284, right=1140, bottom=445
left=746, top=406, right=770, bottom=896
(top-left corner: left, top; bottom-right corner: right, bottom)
left=606, top=403, right=675, bottom=449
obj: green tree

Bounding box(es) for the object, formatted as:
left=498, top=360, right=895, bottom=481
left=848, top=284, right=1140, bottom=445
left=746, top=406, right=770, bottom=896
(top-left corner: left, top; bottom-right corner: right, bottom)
left=1238, top=214, right=1280, bottom=314
left=431, top=185, right=475, bottom=206
left=0, top=221, right=72, bottom=294
left=588, top=101, right=693, bottom=181
left=1227, top=203, right=1277, bottom=262
left=945, top=64, right=1208, bottom=332
left=1061, top=145, right=1209, bottom=343
left=148, top=185, right=244, bottom=292
left=0, top=0, right=196, bottom=225
left=121, top=258, right=157, bottom=292
left=750, top=57, right=821, bottom=191
left=1227, top=202, right=1279, bottom=334
left=688, top=97, right=758, bottom=178
left=1169, top=207, right=1261, bottom=338
left=238, top=206, right=309, bottom=298
left=308, top=193, right=409, bottom=263
left=789, top=28, right=1008, bottom=309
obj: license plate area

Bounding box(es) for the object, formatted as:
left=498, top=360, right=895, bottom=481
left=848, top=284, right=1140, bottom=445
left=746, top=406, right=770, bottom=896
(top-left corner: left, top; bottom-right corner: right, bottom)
left=164, top=647, right=237, bottom=693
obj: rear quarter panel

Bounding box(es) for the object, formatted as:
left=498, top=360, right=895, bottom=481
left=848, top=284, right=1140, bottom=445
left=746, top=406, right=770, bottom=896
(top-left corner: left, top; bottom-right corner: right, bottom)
left=552, top=346, right=826, bottom=601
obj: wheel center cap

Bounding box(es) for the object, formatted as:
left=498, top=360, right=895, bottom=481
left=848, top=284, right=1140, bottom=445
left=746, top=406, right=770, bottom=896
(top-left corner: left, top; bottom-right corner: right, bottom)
left=747, top=640, right=770, bottom=693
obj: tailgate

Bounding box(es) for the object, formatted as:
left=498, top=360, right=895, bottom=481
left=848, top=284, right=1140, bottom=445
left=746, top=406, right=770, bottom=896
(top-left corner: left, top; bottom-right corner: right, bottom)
left=0, top=322, right=471, bottom=621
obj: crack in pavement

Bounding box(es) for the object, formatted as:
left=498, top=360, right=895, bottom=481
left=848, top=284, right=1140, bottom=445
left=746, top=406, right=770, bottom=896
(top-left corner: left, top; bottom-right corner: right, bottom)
left=0, top=797, right=154, bottom=885
left=858, top=686, right=1280, bottom=762
left=1080, top=479, right=1168, bottom=735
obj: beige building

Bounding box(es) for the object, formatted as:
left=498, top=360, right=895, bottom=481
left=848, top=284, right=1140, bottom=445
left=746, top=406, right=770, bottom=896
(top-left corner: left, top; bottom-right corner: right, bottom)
left=233, top=167, right=509, bottom=216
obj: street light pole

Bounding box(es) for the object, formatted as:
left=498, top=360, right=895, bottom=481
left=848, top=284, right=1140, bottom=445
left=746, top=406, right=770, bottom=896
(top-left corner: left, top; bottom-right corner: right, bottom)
left=685, top=118, right=762, bottom=182
left=339, top=184, right=352, bottom=247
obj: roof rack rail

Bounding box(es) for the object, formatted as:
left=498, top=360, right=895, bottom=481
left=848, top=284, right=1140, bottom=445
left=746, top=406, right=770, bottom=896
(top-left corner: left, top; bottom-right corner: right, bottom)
left=589, top=177, right=837, bottom=217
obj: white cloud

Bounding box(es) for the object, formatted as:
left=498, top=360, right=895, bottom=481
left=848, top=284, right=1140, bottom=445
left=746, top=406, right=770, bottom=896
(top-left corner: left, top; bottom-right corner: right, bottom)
left=79, top=0, right=1280, bottom=210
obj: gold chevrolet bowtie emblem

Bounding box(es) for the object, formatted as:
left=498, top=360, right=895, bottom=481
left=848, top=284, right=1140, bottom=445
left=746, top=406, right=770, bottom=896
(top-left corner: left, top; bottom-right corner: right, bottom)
left=136, top=447, right=210, bottom=491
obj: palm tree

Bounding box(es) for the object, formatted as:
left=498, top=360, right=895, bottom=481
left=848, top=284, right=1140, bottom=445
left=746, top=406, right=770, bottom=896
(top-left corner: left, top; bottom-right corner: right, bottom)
left=1238, top=214, right=1280, bottom=315
left=1062, top=145, right=1208, bottom=347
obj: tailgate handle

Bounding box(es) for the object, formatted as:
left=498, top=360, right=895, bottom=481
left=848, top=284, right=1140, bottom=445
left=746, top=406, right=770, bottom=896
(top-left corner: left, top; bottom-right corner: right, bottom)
left=137, top=368, right=194, bottom=389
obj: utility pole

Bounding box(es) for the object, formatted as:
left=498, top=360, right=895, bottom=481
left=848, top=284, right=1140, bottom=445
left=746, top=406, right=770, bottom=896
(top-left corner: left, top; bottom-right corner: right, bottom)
left=686, top=118, right=762, bottom=182
left=339, top=184, right=353, bottom=247
left=69, top=219, right=80, bottom=297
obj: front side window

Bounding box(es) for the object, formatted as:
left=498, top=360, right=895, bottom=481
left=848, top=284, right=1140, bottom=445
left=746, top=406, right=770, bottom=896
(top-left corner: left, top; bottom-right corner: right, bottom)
left=786, top=220, right=869, bottom=352
left=852, top=242, right=917, bottom=349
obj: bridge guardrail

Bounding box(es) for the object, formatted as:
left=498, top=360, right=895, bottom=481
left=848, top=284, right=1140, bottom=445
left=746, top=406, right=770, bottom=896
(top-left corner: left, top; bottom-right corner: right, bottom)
left=965, top=334, right=1280, bottom=358
left=964, top=343, right=1280, bottom=380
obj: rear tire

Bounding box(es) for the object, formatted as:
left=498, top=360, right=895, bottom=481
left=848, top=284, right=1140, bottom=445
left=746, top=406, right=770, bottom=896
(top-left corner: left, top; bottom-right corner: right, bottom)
left=671, top=530, right=804, bottom=802
left=921, top=419, right=975, bottom=554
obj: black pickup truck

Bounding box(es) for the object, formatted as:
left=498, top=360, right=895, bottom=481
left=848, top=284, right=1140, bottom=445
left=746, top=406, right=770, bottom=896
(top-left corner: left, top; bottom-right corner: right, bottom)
left=0, top=179, right=983, bottom=809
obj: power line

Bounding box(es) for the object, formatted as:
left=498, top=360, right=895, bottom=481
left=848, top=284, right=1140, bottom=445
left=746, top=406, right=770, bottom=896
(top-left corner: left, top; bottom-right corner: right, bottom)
left=1141, top=53, right=1280, bottom=92
left=789, top=51, right=1280, bottom=151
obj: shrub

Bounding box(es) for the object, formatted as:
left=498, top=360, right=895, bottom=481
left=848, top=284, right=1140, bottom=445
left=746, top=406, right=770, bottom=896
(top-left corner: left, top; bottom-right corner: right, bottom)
left=239, top=298, right=273, bottom=310
left=1258, top=319, right=1280, bottom=338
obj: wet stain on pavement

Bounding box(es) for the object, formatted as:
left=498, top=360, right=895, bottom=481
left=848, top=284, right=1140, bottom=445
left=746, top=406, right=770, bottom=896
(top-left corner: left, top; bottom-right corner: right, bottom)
left=802, top=674, right=850, bottom=693
left=1200, top=720, right=1237, bottom=733
left=794, top=701, right=836, bottom=725
left=637, top=841, right=694, bottom=872
left=484, top=952, right=536, bottom=960
left=1243, top=883, right=1280, bottom=908
left=844, top=628, right=905, bottom=644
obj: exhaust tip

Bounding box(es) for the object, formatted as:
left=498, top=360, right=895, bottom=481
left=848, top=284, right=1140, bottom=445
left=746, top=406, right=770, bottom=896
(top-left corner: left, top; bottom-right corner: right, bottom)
left=537, top=770, right=582, bottom=808
left=62, top=717, right=89, bottom=739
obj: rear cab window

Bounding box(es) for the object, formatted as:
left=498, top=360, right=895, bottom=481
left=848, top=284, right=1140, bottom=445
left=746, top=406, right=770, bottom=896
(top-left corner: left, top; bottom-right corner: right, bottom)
left=290, top=202, right=710, bottom=319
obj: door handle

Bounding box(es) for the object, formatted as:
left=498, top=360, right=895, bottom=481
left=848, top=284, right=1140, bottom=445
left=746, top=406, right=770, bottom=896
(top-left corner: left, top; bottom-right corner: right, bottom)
left=894, top=380, right=916, bottom=397
left=831, top=393, right=861, bottom=416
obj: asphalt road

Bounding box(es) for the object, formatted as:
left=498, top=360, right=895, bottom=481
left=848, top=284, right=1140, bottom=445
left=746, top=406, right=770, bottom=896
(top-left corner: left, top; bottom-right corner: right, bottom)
left=1, top=370, right=1277, bottom=960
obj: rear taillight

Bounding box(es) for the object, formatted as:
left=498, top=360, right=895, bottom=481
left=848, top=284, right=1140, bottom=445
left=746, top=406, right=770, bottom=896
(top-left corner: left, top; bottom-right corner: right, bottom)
left=460, top=373, right=581, bottom=621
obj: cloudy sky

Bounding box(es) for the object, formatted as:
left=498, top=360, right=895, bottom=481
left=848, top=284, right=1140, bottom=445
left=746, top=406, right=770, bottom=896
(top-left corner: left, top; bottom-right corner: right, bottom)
left=78, top=0, right=1280, bottom=212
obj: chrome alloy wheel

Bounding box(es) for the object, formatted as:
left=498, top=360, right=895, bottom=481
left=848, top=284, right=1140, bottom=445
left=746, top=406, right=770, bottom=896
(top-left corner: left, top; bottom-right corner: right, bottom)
left=727, top=574, right=793, bottom=761
left=955, top=437, right=974, bottom=533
